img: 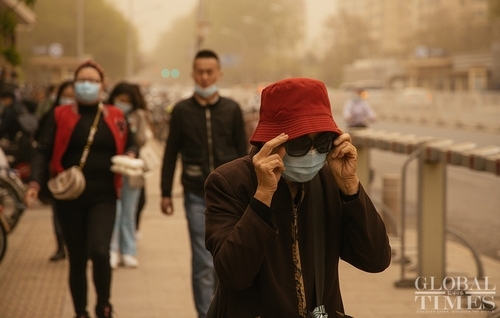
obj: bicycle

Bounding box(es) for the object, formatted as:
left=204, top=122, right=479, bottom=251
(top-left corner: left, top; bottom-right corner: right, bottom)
left=0, top=147, right=26, bottom=232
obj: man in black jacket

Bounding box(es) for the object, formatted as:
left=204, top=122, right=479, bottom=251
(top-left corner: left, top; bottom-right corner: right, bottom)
left=160, top=49, right=248, bottom=318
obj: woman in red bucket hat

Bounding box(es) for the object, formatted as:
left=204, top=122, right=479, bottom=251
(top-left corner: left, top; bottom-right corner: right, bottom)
left=204, top=78, right=391, bottom=318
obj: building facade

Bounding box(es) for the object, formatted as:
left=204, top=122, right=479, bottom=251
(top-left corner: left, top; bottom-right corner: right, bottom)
left=0, top=0, right=36, bottom=83
left=335, top=0, right=490, bottom=56
left=336, top=0, right=496, bottom=91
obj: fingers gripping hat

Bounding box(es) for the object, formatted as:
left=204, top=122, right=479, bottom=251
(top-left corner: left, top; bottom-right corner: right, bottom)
left=249, top=78, right=342, bottom=145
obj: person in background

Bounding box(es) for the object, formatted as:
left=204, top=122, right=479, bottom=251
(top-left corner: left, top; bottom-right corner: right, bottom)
left=160, top=49, right=248, bottom=318
left=35, top=80, right=75, bottom=261
left=204, top=78, right=391, bottom=317
left=25, top=60, right=137, bottom=318
left=342, top=87, right=377, bottom=183
left=35, top=84, right=58, bottom=119
left=107, top=81, right=150, bottom=269
left=0, top=90, right=22, bottom=141
left=36, top=81, right=75, bottom=141
left=0, top=89, right=36, bottom=180
left=342, top=87, right=377, bottom=129
left=130, top=83, right=149, bottom=238
left=57, top=81, right=76, bottom=106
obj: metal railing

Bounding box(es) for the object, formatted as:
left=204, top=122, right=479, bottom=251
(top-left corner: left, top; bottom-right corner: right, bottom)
left=350, top=129, right=499, bottom=287
left=328, top=90, right=500, bottom=134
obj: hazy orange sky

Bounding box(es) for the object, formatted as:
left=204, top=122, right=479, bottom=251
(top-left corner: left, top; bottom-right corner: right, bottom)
left=106, top=0, right=336, bottom=53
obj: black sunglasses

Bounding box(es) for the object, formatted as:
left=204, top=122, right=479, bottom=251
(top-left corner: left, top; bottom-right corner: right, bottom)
left=284, top=132, right=338, bottom=157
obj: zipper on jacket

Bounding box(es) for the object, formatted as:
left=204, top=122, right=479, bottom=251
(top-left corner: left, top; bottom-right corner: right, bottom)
left=288, top=182, right=307, bottom=318
left=205, top=108, right=215, bottom=172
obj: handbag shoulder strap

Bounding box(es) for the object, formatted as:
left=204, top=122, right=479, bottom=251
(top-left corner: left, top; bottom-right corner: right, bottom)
left=310, top=175, right=325, bottom=308
left=78, top=103, right=103, bottom=169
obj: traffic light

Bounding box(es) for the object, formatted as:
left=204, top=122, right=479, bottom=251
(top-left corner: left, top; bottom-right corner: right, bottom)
left=161, top=68, right=180, bottom=78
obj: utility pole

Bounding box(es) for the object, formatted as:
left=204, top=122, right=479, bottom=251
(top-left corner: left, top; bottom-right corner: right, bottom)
left=77, top=0, right=84, bottom=61
left=242, top=15, right=276, bottom=81
left=126, top=0, right=134, bottom=78
left=196, top=0, right=209, bottom=51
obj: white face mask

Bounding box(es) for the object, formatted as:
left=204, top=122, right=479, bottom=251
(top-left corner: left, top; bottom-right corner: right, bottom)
left=281, top=149, right=327, bottom=183
left=59, top=97, right=75, bottom=105
left=195, top=84, right=218, bottom=99
left=74, top=81, right=101, bottom=103
left=114, top=100, right=133, bottom=114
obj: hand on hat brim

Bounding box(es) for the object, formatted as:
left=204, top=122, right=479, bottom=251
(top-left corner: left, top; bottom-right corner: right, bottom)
left=252, top=133, right=289, bottom=206
left=327, top=132, right=360, bottom=195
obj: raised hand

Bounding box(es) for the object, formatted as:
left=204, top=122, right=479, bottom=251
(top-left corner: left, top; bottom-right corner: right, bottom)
left=252, top=133, right=289, bottom=206
left=326, top=132, right=360, bottom=195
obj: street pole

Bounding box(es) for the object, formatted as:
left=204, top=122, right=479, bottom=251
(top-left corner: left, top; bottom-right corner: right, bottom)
left=220, top=27, right=249, bottom=82
left=196, top=0, right=209, bottom=51
left=242, top=15, right=276, bottom=82
left=77, top=0, right=84, bottom=61
left=126, top=0, right=134, bottom=78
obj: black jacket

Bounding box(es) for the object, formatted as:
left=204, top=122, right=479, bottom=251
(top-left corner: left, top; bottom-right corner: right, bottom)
left=161, top=96, right=248, bottom=197
left=0, top=104, right=22, bottom=140
left=205, top=154, right=391, bottom=317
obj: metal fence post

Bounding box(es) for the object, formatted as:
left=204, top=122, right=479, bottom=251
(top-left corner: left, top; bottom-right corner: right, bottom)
left=417, top=148, right=446, bottom=283
left=382, top=173, right=400, bottom=235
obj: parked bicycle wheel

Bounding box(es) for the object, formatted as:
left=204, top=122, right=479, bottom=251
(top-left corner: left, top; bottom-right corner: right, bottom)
left=0, top=168, right=25, bottom=231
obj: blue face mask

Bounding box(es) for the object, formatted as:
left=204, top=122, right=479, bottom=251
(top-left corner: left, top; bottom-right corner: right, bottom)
left=195, top=84, right=218, bottom=99
left=74, top=81, right=101, bottom=103
left=281, top=149, right=327, bottom=183
left=114, top=100, right=133, bottom=114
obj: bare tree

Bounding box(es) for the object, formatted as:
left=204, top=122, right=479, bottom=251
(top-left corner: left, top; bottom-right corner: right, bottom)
left=318, top=10, right=377, bottom=87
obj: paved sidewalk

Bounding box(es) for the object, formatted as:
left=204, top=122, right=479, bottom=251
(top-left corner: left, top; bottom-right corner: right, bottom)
left=0, top=154, right=499, bottom=317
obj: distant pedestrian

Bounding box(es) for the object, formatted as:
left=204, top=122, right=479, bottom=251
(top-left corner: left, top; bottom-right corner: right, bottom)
left=107, top=81, right=150, bottom=269
left=129, top=83, right=149, bottom=237
left=160, top=49, right=248, bottom=318
left=34, top=84, right=58, bottom=119
left=25, top=60, right=137, bottom=318
left=0, top=89, right=37, bottom=177
left=0, top=90, right=23, bottom=141
left=343, top=87, right=377, bottom=129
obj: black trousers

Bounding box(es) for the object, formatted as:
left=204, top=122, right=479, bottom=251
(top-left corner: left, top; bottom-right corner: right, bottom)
left=52, top=204, right=65, bottom=251
left=56, top=198, right=116, bottom=316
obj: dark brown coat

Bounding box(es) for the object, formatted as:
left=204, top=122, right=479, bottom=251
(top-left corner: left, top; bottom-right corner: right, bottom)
left=205, top=153, right=391, bottom=317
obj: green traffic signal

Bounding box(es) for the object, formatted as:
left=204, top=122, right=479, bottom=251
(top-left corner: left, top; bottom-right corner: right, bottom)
left=161, top=68, right=180, bottom=78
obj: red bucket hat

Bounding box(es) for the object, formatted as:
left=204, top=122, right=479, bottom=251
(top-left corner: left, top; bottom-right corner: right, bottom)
left=249, top=78, right=342, bottom=145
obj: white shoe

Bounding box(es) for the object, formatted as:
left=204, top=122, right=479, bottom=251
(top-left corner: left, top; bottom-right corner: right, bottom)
left=110, top=251, right=120, bottom=269
left=122, top=254, right=139, bottom=268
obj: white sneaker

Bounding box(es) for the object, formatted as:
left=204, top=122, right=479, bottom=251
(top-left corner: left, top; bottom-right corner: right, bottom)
left=110, top=251, right=120, bottom=269
left=122, top=254, right=139, bottom=268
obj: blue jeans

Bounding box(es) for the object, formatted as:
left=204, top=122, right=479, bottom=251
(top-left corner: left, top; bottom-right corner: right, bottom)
left=111, top=176, right=141, bottom=256
left=184, top=192, right=216, bottom=318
